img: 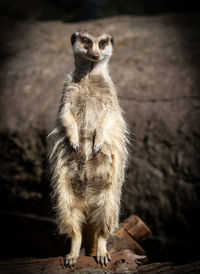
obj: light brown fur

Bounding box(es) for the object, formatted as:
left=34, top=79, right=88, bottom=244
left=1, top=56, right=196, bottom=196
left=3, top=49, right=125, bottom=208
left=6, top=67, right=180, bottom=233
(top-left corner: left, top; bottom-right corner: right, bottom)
left=48, top=29, right=128, bottom=267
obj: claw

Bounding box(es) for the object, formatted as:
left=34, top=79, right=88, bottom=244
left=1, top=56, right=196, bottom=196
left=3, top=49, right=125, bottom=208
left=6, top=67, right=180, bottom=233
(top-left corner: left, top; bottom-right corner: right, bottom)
left=93, top=144, right=102, bottom=155
left=96, top=255, right=100, bottom=264
left=100, top=256, right=104, bottom=266
left=70, top=143, right=79, bottom=153
left=104, top=256, right=108, bottom=266
left=96, top=253, right=111, bottom=266
left=107, top=253, right=111, bottom=261
left=65, top=255, right=77, bottom=268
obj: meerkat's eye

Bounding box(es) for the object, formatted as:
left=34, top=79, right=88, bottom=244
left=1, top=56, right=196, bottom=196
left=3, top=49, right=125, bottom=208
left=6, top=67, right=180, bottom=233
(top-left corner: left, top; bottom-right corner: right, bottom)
left=99, top=39, right=107, bottom=48
left=81, top=37, right=91, bottom=45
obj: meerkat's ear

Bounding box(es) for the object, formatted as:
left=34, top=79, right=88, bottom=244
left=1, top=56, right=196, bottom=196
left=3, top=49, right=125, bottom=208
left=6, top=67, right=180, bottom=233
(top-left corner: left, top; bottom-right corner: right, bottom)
left=110, top=36, right=114, bottom=46
left=71, top=32, right=79, bottom=45
left=71, top=33, right=76, bottom=45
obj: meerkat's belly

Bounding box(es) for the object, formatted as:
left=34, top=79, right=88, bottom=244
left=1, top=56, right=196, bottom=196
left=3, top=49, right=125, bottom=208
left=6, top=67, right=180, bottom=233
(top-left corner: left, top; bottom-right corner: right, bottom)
left=68, top=92, right=115, bottom=196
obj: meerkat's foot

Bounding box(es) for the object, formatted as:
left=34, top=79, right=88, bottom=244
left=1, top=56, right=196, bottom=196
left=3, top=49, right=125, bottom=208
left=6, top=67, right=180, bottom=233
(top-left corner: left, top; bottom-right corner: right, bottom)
left=96, top=252, right=111, bottom=266
left=96, top=235, right=111, bottom=266
left=65, top=254, right=79, bottom=268
left=65, top=230, right=82, bottom=268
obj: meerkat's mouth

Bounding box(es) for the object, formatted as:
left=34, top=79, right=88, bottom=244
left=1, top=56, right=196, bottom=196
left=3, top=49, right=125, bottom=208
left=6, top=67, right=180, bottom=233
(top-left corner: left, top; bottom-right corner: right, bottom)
left=84, top=53, right=101, bottom=62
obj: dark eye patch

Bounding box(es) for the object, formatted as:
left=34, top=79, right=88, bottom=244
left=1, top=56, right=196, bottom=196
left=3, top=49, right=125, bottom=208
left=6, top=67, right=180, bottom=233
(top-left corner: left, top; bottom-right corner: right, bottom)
left=99, top=39, right=107, bottom=48
left=81, top=37, right=92, bottom=46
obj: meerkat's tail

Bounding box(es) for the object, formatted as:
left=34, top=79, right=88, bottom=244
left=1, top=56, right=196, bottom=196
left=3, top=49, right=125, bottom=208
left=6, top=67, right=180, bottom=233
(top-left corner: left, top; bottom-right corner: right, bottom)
left=82, top=222, right=97, bottom=256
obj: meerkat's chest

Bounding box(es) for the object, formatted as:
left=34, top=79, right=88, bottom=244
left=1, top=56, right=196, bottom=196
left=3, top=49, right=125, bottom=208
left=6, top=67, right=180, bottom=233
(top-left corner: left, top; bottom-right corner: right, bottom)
left=71, top=91, right=106, bottom=126
left=73, top=75, right=112, bottom=109
left=72, top=83, right=112, bottom=116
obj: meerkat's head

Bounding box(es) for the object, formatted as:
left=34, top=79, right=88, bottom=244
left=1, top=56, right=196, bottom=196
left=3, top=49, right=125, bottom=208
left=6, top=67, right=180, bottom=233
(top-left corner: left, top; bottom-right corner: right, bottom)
left=71, top=29, right=114, bottom=63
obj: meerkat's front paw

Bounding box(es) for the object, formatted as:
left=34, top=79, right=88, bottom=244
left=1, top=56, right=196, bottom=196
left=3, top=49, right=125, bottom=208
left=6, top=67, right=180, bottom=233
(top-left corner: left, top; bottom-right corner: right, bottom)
left=70, top=141, right=79, bottom=153
left=93, top=143, right=102, bottom=155
left=96, top=252, right=111, bottom=266
left=65, top=254, right=79, bottom=268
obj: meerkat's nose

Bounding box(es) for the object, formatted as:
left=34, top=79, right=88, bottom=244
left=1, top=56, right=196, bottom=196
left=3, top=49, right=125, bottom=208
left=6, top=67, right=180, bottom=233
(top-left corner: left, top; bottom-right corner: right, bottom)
left=92, top=52, right=100, bottom=60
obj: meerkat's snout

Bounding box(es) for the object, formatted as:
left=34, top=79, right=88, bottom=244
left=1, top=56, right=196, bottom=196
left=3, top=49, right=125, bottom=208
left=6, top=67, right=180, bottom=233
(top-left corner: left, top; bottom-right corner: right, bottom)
left=88, top=43, right=100, bottom=61
left=91, top=53, right=100, bottom=60
left=82, top=39, right=101, bottom=62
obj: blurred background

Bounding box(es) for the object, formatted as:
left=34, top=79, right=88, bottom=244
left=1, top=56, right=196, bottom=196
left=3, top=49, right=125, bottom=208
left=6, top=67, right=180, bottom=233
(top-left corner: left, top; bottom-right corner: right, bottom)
left=0, top=0, right=200, bottom=265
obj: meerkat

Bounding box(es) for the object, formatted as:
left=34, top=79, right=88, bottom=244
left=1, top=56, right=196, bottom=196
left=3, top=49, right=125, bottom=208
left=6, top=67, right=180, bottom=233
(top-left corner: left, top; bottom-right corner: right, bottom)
left=48, top=28, right=128, bottom=267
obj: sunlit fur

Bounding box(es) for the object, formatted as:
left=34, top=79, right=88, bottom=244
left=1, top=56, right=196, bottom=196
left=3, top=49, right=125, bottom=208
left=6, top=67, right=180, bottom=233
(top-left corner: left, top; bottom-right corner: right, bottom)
left=48, top=28, right=129, bottom=267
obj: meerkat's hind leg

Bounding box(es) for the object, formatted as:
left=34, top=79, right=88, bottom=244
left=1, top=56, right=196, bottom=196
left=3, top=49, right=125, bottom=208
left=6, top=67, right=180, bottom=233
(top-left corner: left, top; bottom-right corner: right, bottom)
left=65, top=229, right=82, bottom=267
left=64, top=212, right=84, bottom=268
left=94, top=188, right=119, bottom=266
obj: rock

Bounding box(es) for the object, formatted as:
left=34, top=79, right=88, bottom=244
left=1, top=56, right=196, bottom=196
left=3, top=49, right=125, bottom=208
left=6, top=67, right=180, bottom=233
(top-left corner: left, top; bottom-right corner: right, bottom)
left=1, top=253, right=200, bottom=274
left=107, top=215, right=152, bottom=255
left=0, top=14, right=200, bottom=262
left=0, top=250, right=147, bottom=274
